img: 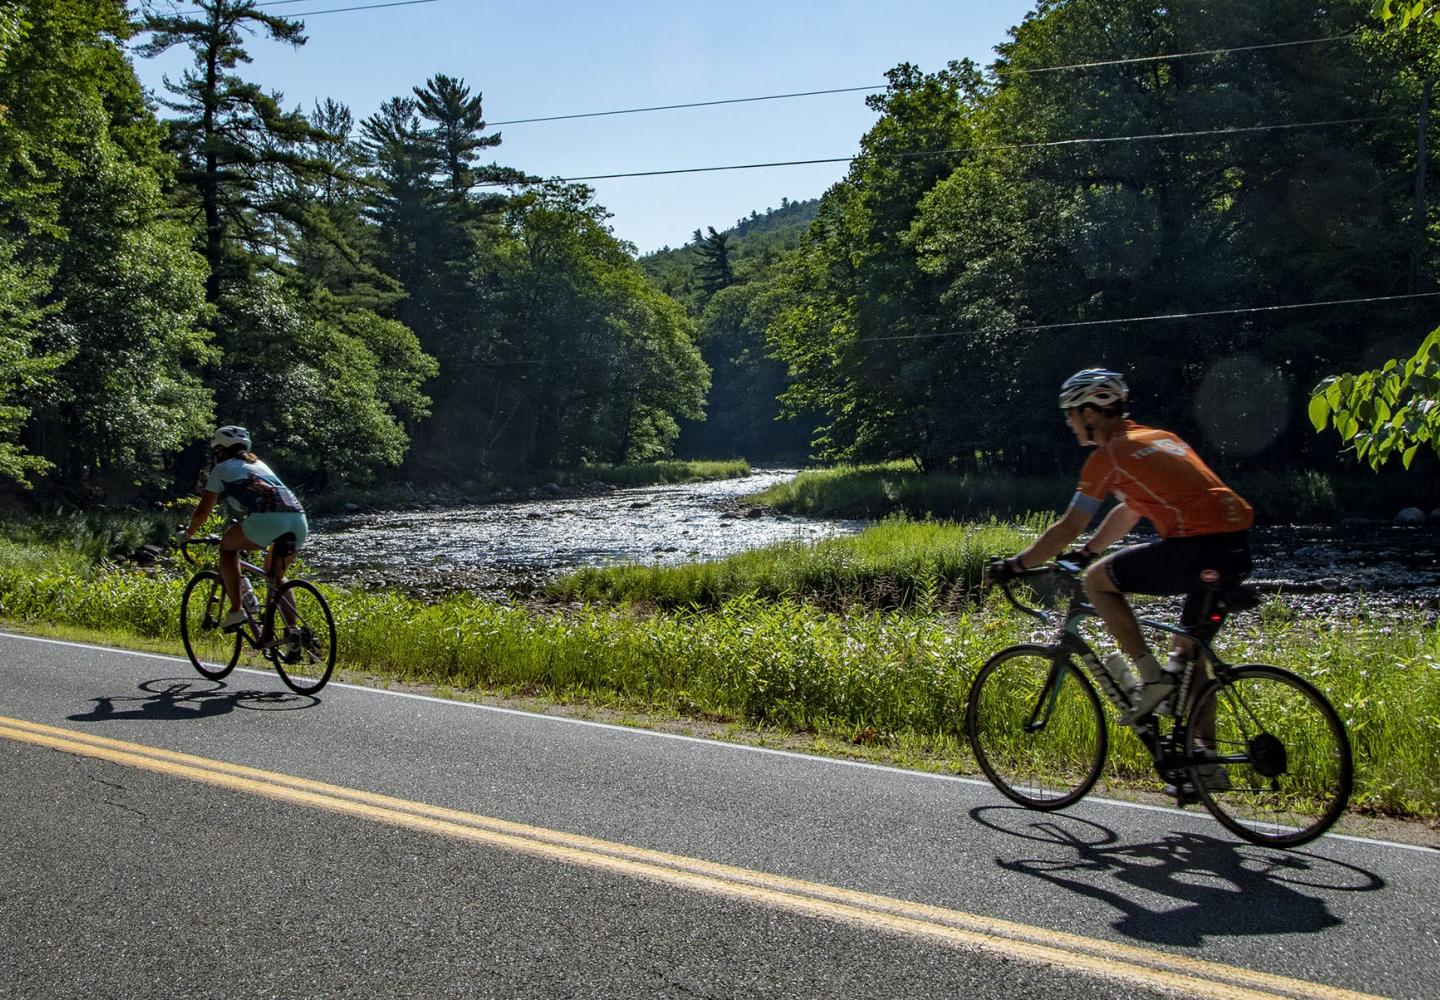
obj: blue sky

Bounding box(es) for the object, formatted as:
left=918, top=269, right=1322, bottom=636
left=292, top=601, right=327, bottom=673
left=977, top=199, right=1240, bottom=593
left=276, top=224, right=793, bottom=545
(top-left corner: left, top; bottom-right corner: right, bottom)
left=131, top=0, right=1037, bottom=254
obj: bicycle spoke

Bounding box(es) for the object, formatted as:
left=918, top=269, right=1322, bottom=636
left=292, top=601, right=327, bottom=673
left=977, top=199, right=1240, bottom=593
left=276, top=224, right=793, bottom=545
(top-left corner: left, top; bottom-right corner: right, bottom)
left=269, top=580, right=336, bottom=695
left=180, top=570, right=241, bottom=680
left=1188, top=666, right=1352, bottom=847
left=967, top=646, right=1107, bottom=810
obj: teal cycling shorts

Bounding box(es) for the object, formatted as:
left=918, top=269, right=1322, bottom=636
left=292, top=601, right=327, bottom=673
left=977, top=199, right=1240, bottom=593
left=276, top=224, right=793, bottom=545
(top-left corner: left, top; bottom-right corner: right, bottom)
left=241, top=511, right=309, bottom=549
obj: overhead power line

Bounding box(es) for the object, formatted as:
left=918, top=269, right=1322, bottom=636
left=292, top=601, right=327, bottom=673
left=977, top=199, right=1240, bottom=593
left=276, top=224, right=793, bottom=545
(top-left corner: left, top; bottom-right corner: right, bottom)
left=477, top=114, right=1397, bottom=186
left=859, top=292, right=1440, bottom=345
left=998, top=32, right=1357, bottom=75
left=459, top=292, right=1440, bottom=368
left=489, top=33, right=1356, bottom=129
left=489, top=86, right=887, bottom=127
left=167, top=0, right=438, bottom=15
left=279, top=0, right=437, bottom=14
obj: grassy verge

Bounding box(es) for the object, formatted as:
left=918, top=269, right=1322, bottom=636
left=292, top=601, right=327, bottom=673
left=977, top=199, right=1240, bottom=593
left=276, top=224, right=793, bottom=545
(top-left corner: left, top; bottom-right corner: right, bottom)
left=546, top=517, right=1042, bottom=610
left=2, top=533, right=1437, bottom=823
left=554, top=459, right=751, bottom=488
left=751, top=462, right=1070, bottom=520
left=755, top=462, right=1440, bottom=523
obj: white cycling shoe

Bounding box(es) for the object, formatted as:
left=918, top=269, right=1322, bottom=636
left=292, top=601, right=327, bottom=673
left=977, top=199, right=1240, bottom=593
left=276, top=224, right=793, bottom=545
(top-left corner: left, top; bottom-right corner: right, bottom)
left=1120, top=677, right=1177, bottom=726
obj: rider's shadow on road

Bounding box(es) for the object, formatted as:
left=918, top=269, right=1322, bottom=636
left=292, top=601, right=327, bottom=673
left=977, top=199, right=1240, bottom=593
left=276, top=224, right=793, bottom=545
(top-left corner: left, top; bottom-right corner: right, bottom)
left=970, top=805, right=1384, bottom=947
left=68, top=677, right=318, bottom=723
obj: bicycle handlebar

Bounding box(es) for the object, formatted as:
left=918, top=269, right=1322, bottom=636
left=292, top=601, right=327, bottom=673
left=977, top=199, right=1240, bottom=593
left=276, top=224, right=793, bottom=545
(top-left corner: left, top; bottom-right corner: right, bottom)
left=179, top=535, right=222, bottom=566
left=991, top=559, right=1086, bottom=623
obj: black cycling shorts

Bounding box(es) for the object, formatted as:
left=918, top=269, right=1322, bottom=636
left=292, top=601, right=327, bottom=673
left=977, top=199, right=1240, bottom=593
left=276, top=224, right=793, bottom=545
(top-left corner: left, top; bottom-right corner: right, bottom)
left=1105, top=531, right=1252, bottom=627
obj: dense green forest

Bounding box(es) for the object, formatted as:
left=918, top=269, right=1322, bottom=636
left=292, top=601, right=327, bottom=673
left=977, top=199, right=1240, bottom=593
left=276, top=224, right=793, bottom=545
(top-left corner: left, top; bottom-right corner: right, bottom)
left=2, top=0, right=1439, bottom=509
left=642, top=199, right=821, bottom=463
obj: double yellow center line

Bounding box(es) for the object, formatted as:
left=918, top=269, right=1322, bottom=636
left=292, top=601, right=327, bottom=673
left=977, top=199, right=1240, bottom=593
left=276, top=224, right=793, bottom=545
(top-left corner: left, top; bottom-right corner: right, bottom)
left=0, top=714, right=1382, bottom=1000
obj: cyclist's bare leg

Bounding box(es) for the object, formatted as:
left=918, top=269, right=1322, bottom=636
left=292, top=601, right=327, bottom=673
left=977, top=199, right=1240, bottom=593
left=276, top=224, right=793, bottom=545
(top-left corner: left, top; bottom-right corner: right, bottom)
left=1189, top=658, right=1217, bottom=747
left=1083, top=560, right=1158, bottom=677
left=264, top=543, right=299, bottom=628
left=217, top=522, right=259, bottom=612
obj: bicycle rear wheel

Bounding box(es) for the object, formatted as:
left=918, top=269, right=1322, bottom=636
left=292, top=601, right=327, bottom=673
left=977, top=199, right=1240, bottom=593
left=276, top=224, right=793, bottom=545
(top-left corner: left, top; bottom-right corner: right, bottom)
left=179, top=570, right=241, bottom=680
left=1186, top=664, right=1352, bottom=848
left=266, top=579, right=336, bottom=695
left=966, top=644, right=1107, bottom=810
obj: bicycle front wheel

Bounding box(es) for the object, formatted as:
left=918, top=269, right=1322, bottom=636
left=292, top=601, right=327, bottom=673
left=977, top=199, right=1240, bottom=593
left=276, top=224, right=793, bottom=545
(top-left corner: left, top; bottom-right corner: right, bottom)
left=1187, top=665, right=1352, bottom=848
left=180, top=570, right=241, bottom=680
left=966, top=644, right=1107, bottom=810
left=267, top=579, right=337, bottom=695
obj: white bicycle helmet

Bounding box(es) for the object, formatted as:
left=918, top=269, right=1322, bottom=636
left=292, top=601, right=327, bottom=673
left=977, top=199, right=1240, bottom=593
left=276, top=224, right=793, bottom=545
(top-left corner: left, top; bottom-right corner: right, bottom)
left=212, top=425, right=252, bottom=450
left=1058, top=369, right=1128, bottom=410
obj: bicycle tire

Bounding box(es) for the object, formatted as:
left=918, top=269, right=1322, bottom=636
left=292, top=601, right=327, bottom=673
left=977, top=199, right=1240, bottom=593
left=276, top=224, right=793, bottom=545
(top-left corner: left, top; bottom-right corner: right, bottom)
left=966, top=643, right=1108, bottom=810
left=267, top=579, right=336, bottom=695
left=1185, top=664, right=1352, bottom=848
left=179, top=570, right=241, bottom=680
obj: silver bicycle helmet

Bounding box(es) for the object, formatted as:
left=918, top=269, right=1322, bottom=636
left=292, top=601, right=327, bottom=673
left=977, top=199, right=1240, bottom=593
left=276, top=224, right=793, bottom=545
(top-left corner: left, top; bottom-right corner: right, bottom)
left=212, top=425, right=252, bottom=450
left=1058, top=369, right=1129, bottom=410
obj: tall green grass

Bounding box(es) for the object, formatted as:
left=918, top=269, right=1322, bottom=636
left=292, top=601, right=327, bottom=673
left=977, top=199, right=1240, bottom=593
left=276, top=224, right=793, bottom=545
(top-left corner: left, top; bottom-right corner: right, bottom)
left=2, top=532, right=1436, bottom=821
left=753, top=462, right=1072, bottom=520
left=755, top=462, right=1440, bottom=523
left=546, top=517, right=1042, bottom=609
left=555, top=459, right=751, bottom=488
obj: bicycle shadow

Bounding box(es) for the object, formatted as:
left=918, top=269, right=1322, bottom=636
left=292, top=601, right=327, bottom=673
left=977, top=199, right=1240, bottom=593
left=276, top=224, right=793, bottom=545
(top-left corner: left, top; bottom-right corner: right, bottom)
left=970, top=805, right=1385, bottom=947
left=68, top=677, right=319, bottom=723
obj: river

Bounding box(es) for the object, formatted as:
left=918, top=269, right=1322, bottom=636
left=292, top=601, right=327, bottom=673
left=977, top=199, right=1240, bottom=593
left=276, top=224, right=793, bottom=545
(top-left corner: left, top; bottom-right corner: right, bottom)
left=303, top=471, right=1440, bottom=615
left=304, top=471, right=866, bottom=599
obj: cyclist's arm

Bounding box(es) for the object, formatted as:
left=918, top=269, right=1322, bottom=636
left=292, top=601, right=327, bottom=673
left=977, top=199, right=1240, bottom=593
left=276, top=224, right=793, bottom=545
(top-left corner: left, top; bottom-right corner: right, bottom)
left=1014, top=503, right=1092, bottom=569
left=183, top=491, right=219, bottom=539
left=1083, top=502, right=1140, bottom=556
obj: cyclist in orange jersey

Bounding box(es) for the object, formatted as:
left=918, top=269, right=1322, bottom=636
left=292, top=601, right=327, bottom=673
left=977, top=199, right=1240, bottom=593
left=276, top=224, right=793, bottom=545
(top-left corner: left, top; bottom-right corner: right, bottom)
left=986, top=369, right=1254, bottom=727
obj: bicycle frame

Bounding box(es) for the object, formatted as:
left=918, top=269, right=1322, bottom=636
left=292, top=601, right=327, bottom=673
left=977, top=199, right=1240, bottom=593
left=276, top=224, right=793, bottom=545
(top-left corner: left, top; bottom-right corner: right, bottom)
left=999, top=566, right=1239, bottom=782
left=182, top=537, right=295, bottom=651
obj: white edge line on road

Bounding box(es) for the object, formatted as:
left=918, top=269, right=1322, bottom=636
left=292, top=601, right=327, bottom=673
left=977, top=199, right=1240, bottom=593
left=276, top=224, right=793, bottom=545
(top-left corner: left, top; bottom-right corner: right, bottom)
left=5, top=629, right=1435, bottom=857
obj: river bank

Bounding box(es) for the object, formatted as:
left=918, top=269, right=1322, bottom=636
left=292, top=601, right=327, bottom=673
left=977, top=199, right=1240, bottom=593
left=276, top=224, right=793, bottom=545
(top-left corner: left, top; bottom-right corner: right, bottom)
left=294, top=472, right=1440, bottom=623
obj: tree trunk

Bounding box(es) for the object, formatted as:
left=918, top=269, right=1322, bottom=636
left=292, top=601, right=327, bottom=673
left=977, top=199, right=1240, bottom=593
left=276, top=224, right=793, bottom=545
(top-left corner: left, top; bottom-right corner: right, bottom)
left=1412, top=74, right=1433, bottom=294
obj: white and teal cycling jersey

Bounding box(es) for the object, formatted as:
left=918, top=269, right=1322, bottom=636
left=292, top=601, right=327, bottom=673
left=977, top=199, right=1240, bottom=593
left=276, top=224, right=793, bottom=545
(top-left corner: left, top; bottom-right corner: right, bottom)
left=206, top=458, right=304, bottom=517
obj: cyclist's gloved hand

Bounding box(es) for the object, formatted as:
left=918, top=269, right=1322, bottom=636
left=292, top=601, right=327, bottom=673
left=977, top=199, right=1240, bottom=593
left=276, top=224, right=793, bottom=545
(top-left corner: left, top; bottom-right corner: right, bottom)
left=984, top=556, right=1023, bottom=585
left=172, top=526, right=190, bottom=548
left=1058, top=548, right=1097, bottom=570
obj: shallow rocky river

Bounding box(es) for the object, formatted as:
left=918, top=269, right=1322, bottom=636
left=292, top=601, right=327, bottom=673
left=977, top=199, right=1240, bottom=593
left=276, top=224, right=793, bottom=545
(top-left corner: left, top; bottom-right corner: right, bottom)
left=303, top=471, right=1440, bottom=616
left=304, top=471, right=866, bottom=599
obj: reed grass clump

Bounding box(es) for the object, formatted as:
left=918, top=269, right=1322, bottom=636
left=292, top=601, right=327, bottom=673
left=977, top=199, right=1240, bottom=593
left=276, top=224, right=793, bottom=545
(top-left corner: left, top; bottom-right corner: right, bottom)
left=547, top=517, right=1043, bottom=609
left=558, top=459, right=751, bottom=488
left=752, top=462, right=1071, bottom=520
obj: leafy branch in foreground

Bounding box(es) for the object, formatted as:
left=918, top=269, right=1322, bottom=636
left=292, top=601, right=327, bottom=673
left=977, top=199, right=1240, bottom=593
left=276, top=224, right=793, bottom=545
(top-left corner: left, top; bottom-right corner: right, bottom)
left=1309, top=328, right=1440, bottom=470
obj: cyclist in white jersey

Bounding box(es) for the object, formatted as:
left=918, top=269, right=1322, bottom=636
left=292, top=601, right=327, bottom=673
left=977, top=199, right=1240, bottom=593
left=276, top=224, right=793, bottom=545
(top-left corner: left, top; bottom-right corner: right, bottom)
left=177, top=426, right=308, bottom=631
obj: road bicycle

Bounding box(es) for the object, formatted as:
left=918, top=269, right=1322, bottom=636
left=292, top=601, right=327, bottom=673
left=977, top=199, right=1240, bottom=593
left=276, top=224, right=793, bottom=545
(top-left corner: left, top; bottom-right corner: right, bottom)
left=178, top=534, right=336, bottom=695
left=964, top=562, right=1352, bottom=848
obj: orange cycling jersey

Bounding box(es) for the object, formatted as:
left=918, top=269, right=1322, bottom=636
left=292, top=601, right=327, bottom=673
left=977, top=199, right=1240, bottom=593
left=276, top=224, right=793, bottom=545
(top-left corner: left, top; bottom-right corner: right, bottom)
left=1074, top=421, right=1253, bottom=538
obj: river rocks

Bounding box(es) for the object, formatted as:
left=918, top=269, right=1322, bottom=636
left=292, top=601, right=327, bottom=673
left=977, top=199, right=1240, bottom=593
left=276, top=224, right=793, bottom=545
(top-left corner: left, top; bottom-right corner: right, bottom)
left=1396, top=507, right=1426, bottom=524
left=744, top=507, right=765, bottom=519
left=541, top=483, right=562, bottom=496
left=629, top=501, right=652, bottom=509
left=114, top=543, right=168, bottom=567
left=344, top=502, right=362, bottom=513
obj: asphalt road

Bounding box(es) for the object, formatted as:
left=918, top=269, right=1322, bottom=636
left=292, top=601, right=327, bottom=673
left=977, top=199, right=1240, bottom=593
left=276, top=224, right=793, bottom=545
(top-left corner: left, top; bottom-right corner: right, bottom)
left=2, top=631, right=1436, bottom=999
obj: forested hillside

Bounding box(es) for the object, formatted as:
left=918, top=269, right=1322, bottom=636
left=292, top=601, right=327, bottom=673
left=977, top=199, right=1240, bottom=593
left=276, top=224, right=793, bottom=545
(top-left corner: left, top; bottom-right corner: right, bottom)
left=757, top=0, right=1440, bottom=478
left=0, top=0, right=707, bottom=504
left=642, top=199, right=821, bottom=463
